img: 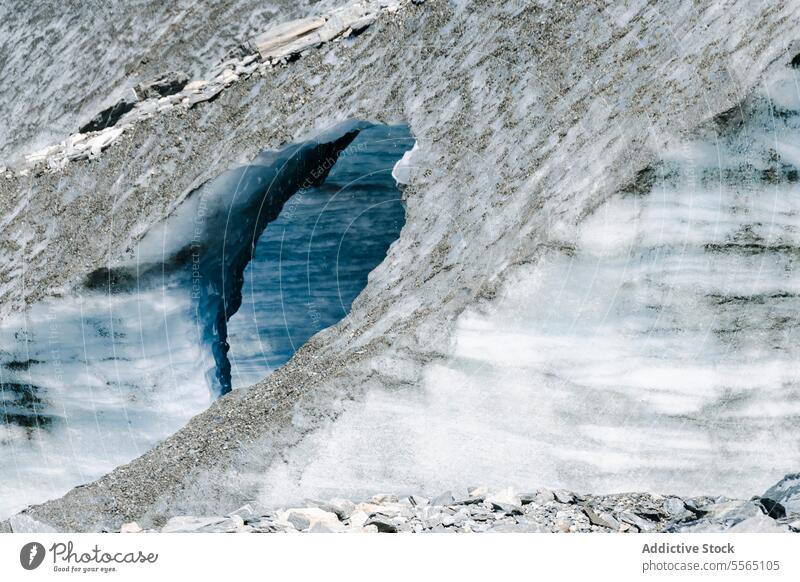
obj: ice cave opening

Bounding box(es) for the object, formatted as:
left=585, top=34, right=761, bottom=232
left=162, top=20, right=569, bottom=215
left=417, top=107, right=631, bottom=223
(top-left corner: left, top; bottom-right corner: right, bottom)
left=0, top=121, right=415, bottom=518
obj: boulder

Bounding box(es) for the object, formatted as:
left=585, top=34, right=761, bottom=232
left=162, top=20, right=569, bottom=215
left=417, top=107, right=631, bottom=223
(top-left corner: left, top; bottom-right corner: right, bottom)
left=348, top=510, right=369, bottom=528
left=227, top=503, right=271, bottom=523
left=662, top=497, right=695, bottom=522
left=583, top=508, right=620, bottom=530
left=762, top=473, right=800, bottom=517
left=485, top=487, right=520, bottom=509
left=365, top=515, right=398, bottom=533
left=286, top=512, right=310, bottom=530
left=281, top=507, right=343, bottom=532
left=553, top=489, right=576, bottom=504
left=307, top=498, right=355, bottom=520
left=758, top=498, right=786, bottom=520
left=489, top=501, right=523, bottom=516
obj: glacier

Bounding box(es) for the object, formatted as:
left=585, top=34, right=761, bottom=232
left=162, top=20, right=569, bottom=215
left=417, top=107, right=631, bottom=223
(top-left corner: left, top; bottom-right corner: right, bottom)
left=250, top=68, right=800, bottom=503
left=0, top=0, right=800, bottom=531
left=0, top=121, right=412, bottom=519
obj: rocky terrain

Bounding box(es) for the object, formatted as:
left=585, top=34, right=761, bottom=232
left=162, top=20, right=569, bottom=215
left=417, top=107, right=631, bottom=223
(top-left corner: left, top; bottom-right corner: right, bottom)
left=123, top=473, right=800, bottom=534
left=7, top=474, right=798, bottom=534
left=2, top=0, right=800, bottom=533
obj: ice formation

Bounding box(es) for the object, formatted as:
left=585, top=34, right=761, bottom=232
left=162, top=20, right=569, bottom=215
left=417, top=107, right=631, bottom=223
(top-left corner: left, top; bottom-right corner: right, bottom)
left=251, top=67, right=800, bottom=503
left=0, top=122, right=412, bottom=518
left=2, top=0, right=800, bottom=532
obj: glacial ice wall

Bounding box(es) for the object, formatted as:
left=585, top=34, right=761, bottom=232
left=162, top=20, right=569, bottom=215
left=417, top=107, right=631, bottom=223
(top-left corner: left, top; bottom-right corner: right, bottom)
left=251, top=66, right=800, bottom=502
left=0, top=289, right=211, bottom=518
left=5, top=0, right=800, bottom=531
left=0, top=122, right=411, bottom=518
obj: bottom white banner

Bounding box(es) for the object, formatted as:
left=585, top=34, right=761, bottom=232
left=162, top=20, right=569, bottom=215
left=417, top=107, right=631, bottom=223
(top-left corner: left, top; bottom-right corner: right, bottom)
left=1, top=533, right=798, bottom=581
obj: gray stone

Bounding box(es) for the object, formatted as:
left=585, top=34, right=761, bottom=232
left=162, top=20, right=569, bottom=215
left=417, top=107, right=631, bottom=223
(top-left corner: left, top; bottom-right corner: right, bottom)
left=251, top=519, right=278, bottom=533
left=683, top=498, right=703, bottom=513
left=669, top=500, right=763, bottom=533
left=759, top=498, right=786, bottom=519
left=663, top=497, right=686, bottom=516
left=662, top=497, right=696, bottom=522
left=307, top=498, right=354, bottom=520
left=228, top=503, right=270, bottom=522
left=521, top=489, right=555, bottom=505
left=469, top=508, right=494, bottom=522
left=507, top=517, right=550, bottom=533
left=9, top=514, right=58, bottom=533
left=408, top=495, right=429, bottom=506
left=286, top=511, right=311, bottom=531
left=485, top=487, right=521, bottom=507
left=365, top=515, right=398, bottom=533
left=348, top=510, right=369, bottom=528
left=583, top=508, right=620, bottom=530
left=618, top=512, right=654, bottom=532
left=553, top=490, right=576, bottom=504
left=763, top=473, right=800, bottom=517
left=489, top=501, right=523, bottom=515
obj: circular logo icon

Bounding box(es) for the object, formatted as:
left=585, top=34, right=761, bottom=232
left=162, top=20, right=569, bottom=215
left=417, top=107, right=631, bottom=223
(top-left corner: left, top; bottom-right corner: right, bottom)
left=20, top=542, right=46, bottom=570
